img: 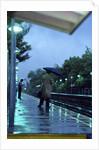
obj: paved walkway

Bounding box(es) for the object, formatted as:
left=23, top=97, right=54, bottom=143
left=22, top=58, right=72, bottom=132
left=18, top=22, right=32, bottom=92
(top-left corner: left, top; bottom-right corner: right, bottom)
left=8, top=93, right=92, bottom=136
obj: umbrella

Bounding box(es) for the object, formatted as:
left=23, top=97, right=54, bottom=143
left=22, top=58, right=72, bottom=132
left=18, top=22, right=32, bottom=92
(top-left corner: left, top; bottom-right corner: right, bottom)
left=43, top=67, right=63, bottom=76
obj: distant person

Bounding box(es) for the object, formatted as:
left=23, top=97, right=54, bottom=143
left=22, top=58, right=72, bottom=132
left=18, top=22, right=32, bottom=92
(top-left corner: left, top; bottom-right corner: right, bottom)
left=18, top=79, right=24, bottom=99
left=38, top=71, right=54, bottom=108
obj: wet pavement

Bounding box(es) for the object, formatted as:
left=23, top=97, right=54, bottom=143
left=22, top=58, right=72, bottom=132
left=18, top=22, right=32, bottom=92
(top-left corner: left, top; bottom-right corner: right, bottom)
left=8, top=93, right=92, bottom=136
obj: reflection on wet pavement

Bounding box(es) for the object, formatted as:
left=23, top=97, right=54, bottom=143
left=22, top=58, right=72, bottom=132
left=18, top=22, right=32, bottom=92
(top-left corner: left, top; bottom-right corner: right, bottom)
left=8, top=93, right=92, bottom=135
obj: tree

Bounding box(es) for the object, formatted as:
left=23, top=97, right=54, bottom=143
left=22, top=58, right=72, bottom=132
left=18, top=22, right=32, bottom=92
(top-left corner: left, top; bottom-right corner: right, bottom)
left=7, top=16, right=32, bottom=63
left=75, top=76, right=84, bottom=87
left=61, top=56, right=82, bottom=89
left=7, top=16, right=32, bottom=104
left=62, top=56, right=82, bottom=76
left=62, top=46, right=92, bottom=89
left=26, top=69, right=45, bottom=95
left=80, top=46, right=92, bottom=77
left=25, top=46, right=92, bottom=95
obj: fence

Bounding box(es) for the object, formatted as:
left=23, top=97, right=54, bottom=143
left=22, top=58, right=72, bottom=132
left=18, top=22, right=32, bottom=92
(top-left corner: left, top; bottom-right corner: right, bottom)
left=51, top=92, right=92, bottom=117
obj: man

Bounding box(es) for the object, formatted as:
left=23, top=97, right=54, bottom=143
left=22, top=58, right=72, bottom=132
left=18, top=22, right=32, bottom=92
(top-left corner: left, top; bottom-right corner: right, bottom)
left=38, top=71, right=54, bottom=108
left=18, top=79, right=24, bottom=99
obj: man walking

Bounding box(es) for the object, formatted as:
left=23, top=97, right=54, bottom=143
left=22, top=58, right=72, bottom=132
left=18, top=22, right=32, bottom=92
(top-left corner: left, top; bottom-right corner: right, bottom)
left=38, top=71, right=54, bottom=108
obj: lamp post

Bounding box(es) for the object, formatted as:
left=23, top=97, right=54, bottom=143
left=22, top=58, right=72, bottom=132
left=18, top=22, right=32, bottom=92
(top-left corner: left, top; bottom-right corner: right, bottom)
left=77, top=74, right=81, bottom=94
left=8, top=18, right=23, bottom=127
left=59, top=79, right=62, bottom=93
left=70, top=76, right=73, bottom=94
left=9, top=18, right=16, bottom=127
left=90, top=72, right=92, bottom=95
left=16, top=66, right=19, bottom=87
left=65, top=78, right=67, bottom=93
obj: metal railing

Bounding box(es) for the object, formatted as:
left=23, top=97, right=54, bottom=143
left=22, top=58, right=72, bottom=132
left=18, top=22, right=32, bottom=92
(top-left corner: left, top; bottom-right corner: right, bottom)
left=51, top=92, right=92, bottom=117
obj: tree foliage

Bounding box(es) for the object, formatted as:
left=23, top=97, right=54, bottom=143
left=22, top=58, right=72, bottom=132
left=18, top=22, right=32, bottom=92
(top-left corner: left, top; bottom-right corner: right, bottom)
left=7, top=16, right=32, bottom=103
left=26, top=69, right=45, bottom=95
left=7, top=16, right=32, bottom=63
left=24, top=47, right=92, bottom=95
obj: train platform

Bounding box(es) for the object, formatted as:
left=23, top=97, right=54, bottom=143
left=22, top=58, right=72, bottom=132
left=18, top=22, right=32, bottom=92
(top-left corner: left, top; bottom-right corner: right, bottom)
left=7, top=93, right=92, bottom=139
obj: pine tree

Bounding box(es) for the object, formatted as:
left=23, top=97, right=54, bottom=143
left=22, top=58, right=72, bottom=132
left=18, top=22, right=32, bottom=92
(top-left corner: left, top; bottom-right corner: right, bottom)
left=7, top=16, right=32, bottom=63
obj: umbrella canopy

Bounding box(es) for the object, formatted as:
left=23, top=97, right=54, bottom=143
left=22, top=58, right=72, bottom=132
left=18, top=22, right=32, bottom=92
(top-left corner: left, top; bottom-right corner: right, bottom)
left=43, top=67, right=63, bottom=76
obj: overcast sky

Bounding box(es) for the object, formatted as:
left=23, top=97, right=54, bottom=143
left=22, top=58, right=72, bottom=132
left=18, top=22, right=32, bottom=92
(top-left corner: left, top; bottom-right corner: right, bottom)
left=18, top=13, right=92, bottom=80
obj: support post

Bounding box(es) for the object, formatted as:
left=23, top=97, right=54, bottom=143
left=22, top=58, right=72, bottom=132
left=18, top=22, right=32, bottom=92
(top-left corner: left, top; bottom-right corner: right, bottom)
left=9, top=18, right=16, bottom=127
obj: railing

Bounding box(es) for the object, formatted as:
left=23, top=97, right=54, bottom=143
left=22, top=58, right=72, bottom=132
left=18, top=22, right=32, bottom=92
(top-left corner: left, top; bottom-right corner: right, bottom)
left=51, top=92, right=92, bottom=117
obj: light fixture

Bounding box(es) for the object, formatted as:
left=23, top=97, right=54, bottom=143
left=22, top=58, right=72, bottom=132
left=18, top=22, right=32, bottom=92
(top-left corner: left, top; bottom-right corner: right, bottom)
left=8, top=23, right=23, bottom=34
left=24, top=88, right=26, bottom=90
left=77, top=74, right=81, bottom=78
left=15, top=66, right=18, bottom=70
left=90, top=72, right=92, bottom=76
left=15, top=47, right=20, bottom=54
